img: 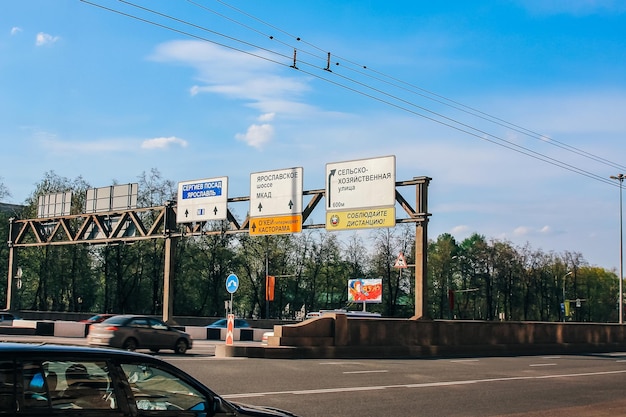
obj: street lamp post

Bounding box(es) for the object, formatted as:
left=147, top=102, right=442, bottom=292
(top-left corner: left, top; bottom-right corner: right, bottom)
left=562, top=271, right=572, bottom=322
left=610, top=174, right=624, bottom=325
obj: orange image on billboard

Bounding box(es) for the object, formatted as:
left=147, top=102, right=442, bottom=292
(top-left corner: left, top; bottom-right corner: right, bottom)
left=348, top=278, right=382, bottom=303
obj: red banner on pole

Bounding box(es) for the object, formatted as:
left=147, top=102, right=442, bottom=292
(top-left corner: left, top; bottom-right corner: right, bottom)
left=266, top=275, right=275, bottom=301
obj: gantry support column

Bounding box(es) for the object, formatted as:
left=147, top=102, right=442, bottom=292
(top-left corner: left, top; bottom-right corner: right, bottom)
left=162, top=202, right=178, bottom=324
left=5, top=217, right=18, bottom=311
left=414, top=177, right=431, bottom=319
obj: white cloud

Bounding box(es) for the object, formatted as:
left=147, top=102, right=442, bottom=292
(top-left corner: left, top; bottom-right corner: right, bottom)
left=39, top=136, right=134, bottom=153
left=152, top=40, right=313, bottom=117
left=141, top=136, right=188, bottom=150
left=513, top=225, right=554, bottom=237
left=235, top=123, right=274, bottom=149
left=451, top=225, right=470, bottom=235
left=10, top=27, right=22, bottom=36
left=35, top=32, right=60, bottom=46
left=258, top=113, right=275, bottom=122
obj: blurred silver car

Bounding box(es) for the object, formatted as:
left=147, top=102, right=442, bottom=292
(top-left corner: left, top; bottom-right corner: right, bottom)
left=87, top=315, right=192, bottom=354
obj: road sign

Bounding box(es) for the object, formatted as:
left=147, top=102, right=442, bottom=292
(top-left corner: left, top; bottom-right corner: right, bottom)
left=326, top=207, right=395, bottom=231
left=250, top=214, right=302, bottom=236
left=325, top=155, right=395, bottom=212
left=394, top=252, right=408, bottom=268
left=176, top=177, right=228, bottom=223
left=250, top=167, right=303, bottom=217
left=226, top=273, right=239, bottom=294
left=225, top=314, right=234, bottom=346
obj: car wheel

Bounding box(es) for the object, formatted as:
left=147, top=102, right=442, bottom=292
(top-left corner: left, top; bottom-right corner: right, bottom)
left=174, top=339, right=188, bottom=354
left=123, top=338, right=138, bottom=351
left=150, top=348, right=160, bottom=353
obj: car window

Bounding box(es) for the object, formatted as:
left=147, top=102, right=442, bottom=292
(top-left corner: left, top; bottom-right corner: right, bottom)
left=148, top=318, right=168, bottom=330
left=103, top=315, right=128, bottom=325
left=21, top=360, right=118, bottom=411
left=129, top=318, right=150, bottom=328
left=0, top=361, right=14, bottom=413
left=121, top=363, right=208, bottom=413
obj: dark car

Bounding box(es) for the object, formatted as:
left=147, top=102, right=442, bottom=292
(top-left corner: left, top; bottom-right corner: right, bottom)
left=87, top=315, right=192, bottom=354
left=0, top=342, right=298, bottom=416
left=206, top=318, right=251, bottom=329
left=79, top=313, right=116, bottom=324
left=0, top=311, right=20, bottom=326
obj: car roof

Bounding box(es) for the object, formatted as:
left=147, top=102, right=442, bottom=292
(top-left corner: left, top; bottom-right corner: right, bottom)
left=103, top=314, right=162, bottom=321
left=0, top=342, right=158, bottom=360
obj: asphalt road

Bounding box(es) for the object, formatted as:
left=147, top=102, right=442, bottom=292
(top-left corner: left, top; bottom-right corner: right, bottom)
left=3, top=335, right=626, bottom=416
left=170, top=353, right=626, bottom=417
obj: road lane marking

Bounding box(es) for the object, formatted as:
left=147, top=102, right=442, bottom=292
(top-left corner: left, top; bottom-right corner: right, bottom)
left=343, top=370, right=389, bottom=374
left=221, top=369, right=626, bottom=399
left=450, top=359, right=479, bottom=363
left=319, top=362, right=365, bottom=365
left=529, top=363, right=557, bottom=367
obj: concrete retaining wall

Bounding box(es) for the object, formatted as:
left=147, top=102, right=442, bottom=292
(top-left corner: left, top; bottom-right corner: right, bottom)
left=6, top=315, right=626, bottom=360
left=252, top=314, right=626, bottom=359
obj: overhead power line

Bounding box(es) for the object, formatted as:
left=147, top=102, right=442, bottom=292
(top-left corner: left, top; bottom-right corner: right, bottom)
left=209, top=0, right=626, bottom=174
left=80, top=0, right=624, bottom=187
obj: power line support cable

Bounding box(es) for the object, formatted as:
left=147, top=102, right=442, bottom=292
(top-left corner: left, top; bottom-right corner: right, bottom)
left=291, top=49, right=298, bottom=69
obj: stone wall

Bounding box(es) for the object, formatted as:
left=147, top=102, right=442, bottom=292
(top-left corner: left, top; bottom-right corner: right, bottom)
left=259, top=313, right=626, bottom=358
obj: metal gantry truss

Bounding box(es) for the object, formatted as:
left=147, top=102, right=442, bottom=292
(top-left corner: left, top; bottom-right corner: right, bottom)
left=6, top=177, right=431, bottom=321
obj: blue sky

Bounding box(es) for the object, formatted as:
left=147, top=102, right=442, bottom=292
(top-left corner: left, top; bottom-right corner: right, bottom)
left=1, top=0, right=625, bottom=270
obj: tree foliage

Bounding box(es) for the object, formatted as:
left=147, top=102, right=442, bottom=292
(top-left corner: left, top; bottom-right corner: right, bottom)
left=1, top=170, right=622, bottom=323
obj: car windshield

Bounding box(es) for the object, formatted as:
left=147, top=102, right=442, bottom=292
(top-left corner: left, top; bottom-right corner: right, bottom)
left=102, top=316, right=130, bottom=325
left=121, top=363, right=208, bottom=411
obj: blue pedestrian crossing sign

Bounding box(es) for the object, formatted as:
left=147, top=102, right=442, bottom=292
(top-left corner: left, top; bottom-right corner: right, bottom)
left=226, top=273, right=239, bottom=294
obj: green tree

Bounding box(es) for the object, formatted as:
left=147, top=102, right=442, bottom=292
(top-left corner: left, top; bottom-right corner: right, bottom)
left=0, top=177, right=10, bottom=201
left=18, top=172, right=93, bottom=312
left=428, top=233, right=458, bottom=319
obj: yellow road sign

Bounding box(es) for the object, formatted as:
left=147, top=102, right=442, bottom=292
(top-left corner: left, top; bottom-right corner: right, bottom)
left=250, top=214, right=303, bottom=235
left=326, top=207, right=395, bottom=231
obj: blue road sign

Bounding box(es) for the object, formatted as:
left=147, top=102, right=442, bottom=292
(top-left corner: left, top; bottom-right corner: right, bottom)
left=226, top=273, right=239, bottom=294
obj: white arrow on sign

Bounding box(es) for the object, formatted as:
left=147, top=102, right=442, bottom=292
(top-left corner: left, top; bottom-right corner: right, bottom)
left=226, top=273, right=239, bottom=294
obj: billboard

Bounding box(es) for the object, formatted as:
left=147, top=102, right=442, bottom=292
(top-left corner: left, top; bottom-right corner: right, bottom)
left=348, top=278, right=382, bottom=303
left=38, top=191, right=72, bottom=218
left=85, top=184, right=138, bottom=213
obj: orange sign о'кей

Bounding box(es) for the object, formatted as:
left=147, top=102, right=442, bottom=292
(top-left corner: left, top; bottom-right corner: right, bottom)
left=347, top=278, right=382, bottom=303
left=250, top=215, right=302, bottom=236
